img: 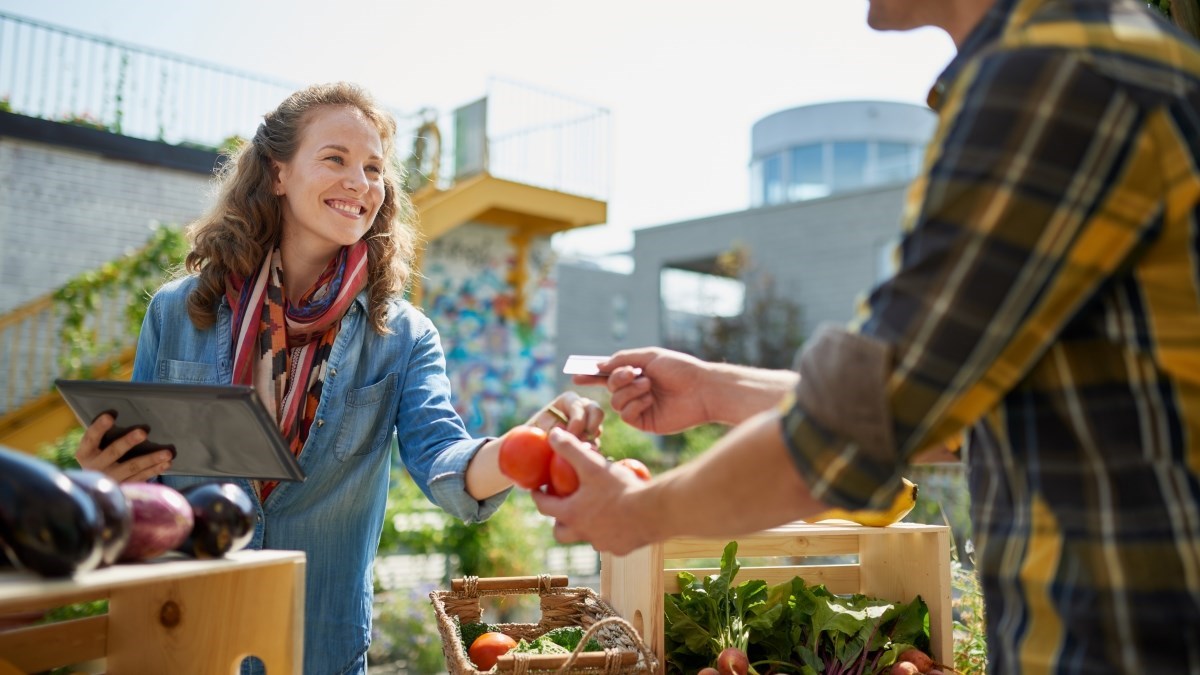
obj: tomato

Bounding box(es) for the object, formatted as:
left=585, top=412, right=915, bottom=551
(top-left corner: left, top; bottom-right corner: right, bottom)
left=614, top=457, right=652, bottom=481
left=549, top=452, right=580, bottom=496
left=498, top=425, right=553, bottom=490
left=469, top=631, right=517, bottom=670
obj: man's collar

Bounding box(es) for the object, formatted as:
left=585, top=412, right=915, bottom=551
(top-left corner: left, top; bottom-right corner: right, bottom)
left=927, top=0, right=1038, bottom=109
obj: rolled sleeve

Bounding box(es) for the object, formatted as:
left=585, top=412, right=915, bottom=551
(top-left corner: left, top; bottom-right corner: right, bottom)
left=427, top=437, right=511, bottom=524
left=780, top=325, right=905, bottom=511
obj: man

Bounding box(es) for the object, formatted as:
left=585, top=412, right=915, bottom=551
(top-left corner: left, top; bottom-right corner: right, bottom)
left=532, top=0, right=1200, bottom=671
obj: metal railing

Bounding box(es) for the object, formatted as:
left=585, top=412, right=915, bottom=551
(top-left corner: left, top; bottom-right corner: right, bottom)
left=0, top=11, right=611, bottom=200
left=0, top=286, right=138, bottom=419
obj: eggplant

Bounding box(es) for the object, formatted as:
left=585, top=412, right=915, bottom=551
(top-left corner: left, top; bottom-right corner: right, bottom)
left=118, top=482, right=194, bottom=562
left=64, top=470, right=133, bottom=567
left=0, top=446, right=104, bottom=577
left=178, top=482, right=256, bottom=559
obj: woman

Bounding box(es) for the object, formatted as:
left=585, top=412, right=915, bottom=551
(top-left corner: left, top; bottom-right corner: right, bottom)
left=75, top=82, right=602, bottom=674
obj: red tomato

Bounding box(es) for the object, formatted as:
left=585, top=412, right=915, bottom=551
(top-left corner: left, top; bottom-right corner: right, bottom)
left=498, top=426, right=553, bottom=490
left=549, top=452, right=580, bottom=496
left=615, top=457, right=652, bottom=481
left=469, top=631, right=517, bottom=670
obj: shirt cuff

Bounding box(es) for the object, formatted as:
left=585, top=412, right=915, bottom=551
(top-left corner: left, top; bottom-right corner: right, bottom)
left=781, top=323, right=904, bottom=511
left=427, top=437, right=511, bottom=524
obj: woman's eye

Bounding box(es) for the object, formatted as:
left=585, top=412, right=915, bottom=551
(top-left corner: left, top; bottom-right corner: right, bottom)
left=366, top=165, right=382, bottom=174
left=324, top=155, right=344, bottom=164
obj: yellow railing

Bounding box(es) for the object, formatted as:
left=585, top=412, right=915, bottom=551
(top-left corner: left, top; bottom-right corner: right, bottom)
left=0, top=286, right=140, bottom=451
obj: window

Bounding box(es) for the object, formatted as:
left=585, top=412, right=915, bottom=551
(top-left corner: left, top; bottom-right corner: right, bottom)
left=874, top=142, right=915, bottom=184
left=788, top=144, right=829, bottom=201
left=762, top=153, right=785, bottom=206
left=612, top=293, right=628, bottom=342
left=831, top=141, right=868, bottom=192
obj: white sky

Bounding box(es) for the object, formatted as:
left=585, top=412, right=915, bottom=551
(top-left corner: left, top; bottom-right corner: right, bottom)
left=0, top=0, right=956, bottom=257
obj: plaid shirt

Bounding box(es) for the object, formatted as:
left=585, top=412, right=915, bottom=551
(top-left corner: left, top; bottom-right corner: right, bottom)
left=781, top=0, right=1200, bottom=671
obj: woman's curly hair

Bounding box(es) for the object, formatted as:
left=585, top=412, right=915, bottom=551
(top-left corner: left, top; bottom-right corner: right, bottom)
left=184, top=81, right=418, bottom=334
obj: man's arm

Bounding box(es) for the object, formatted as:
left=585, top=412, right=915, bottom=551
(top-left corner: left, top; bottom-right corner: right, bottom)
left=782, top=46, right=1163, bottom=511
left=534, top=411, right=823, bottom=555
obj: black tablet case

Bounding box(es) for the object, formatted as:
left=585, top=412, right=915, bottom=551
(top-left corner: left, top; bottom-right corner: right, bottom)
left=55, top=380, right=305, bottom=482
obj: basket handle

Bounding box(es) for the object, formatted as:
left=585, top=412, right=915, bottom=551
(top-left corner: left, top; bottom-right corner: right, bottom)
left=545, top=615, right=657, bottom=675
left=451, top=575, right=568, bottom=595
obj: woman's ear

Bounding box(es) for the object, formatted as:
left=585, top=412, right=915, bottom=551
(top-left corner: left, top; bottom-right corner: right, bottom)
left=270, top=159, right=285, bottom=196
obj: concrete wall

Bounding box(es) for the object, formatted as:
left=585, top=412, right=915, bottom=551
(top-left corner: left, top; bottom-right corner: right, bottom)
left=555, top=183, right=910, bottom=375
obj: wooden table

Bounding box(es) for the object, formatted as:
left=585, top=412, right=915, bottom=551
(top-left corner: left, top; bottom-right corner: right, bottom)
left=0, top=549, right=305, bottom=674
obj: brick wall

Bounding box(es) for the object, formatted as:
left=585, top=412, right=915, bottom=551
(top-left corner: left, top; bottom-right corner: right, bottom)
left=0, top=136, right=214, bottom=313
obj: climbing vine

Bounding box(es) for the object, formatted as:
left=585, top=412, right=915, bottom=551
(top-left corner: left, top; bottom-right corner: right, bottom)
left=53, top=224, right=188, bottom=377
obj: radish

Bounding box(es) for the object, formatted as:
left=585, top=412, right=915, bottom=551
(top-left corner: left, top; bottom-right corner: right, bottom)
left=118, top=483, right=193, bottom=562
left=717, top=647, right=749, bottom=675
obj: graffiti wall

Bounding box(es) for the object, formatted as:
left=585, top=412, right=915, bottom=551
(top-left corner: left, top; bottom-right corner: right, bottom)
left=419, top=223, right=558, bottom=436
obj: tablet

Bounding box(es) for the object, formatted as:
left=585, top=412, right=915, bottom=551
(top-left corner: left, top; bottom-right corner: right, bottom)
left=55, top=379, right=305, bottom=482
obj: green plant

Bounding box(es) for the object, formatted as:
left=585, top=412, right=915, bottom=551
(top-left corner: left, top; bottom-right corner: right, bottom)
left=53, top=224, right=187, bottom=377
left=368, top=585, right=446, bottom=673
left=951, top=557, right=988, bottom=673
left=377, top=459, right=550, bottom=582
left=58, top=112, right=110, bottom=132
left=0, top=96, right=12, bottom=113
left=1148, top=0, right=1171, bottom=17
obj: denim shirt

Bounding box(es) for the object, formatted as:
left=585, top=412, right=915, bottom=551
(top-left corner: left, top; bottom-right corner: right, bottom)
left=133, top=275, right=509, bottom=674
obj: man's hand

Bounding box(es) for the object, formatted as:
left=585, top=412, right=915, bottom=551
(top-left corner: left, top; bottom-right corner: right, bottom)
left=572, top=348, right=713, bottom=435
left=76, top=413, right=173, bottom=482
left=530, top=428, right=659, bottom=555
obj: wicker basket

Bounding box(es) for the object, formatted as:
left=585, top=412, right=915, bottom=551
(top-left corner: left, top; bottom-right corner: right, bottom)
left=430, top=574, right=659, bottom=675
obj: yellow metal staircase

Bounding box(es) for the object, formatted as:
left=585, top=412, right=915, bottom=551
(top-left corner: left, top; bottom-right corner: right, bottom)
left=0, top=173, right=605, bottom=454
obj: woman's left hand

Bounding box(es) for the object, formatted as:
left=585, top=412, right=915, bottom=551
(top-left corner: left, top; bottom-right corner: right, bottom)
left=527, top=391, right=605, bottom=446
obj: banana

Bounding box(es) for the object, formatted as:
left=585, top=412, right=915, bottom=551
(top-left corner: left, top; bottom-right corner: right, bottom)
left=802, top=477, right=919, bottom=527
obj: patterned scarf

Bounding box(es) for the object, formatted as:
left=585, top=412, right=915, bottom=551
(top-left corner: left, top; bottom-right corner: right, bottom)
left=226, top=241, right=369, bottom=500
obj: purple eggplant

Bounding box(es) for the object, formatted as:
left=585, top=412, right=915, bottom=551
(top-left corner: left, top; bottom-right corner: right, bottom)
left=64, top=470, right=133, bottom=567
left=178, top=482, right=256, bottom=559
left=0, top=447, right=104, bottom=577
left=118, top=482, right=194, bottom=562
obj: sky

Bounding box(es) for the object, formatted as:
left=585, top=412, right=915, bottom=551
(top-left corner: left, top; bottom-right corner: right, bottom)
left=0, top=0, right=956, bottom=258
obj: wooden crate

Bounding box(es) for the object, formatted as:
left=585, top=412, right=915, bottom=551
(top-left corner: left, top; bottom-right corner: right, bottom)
left=600, top=521, right=952, bottom=672
left=0, top=549, right=306, bottom=674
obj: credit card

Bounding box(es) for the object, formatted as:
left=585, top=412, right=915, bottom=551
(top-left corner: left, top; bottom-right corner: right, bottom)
left=562, top=354, right=610, bottom=375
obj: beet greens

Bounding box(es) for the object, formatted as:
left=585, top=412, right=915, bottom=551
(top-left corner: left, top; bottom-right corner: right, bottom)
left=664, top=541, right=931, bottom=675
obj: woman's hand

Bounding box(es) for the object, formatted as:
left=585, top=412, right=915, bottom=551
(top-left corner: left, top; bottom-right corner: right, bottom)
left=526, top=391, right=605, bottom=445
left=76, top=413, right=173, bottom=482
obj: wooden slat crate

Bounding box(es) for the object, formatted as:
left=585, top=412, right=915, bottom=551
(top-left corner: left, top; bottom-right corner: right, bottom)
left=600, top=521, right=952, bottom=673
left=0, top=549, right=306, bottom=674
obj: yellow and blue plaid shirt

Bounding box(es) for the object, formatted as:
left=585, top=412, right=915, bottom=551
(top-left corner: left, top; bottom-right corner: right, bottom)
left=781, top=0, right=1200, bottom=671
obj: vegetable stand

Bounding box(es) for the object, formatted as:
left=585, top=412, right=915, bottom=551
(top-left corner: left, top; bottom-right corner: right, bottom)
left=600, top=521, right=952, bottom=672
left=0, top=549, right=305, bottom=674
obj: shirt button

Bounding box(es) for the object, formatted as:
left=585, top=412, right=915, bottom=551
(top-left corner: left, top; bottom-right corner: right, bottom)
left=316, top=419, right=324, bottom=428
left=330, top=367, right=337, bottom=377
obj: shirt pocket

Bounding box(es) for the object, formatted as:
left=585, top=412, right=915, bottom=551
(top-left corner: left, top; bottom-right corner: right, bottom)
left=156, top=359, right=218, bottom=384
left=332, top=373, right=399, bottom=461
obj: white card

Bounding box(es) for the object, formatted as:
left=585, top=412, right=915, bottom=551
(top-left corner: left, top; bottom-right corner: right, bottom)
left=562, top=354, right=610, bottom=376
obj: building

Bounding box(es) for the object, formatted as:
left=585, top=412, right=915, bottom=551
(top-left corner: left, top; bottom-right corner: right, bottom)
left=555, top=100, right=936, bottom=379
left=0, top=11, right=609, bottom=448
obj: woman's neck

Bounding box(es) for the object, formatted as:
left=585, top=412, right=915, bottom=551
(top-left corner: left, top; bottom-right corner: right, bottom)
left=279, top=239, right=338, bottom=304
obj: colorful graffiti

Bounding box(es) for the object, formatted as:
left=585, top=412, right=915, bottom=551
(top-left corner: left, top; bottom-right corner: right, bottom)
left=419, top=224, right=558, bottom=436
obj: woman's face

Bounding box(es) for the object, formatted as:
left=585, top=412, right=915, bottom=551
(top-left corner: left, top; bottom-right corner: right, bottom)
left=273, top=105, right=386, bottom=259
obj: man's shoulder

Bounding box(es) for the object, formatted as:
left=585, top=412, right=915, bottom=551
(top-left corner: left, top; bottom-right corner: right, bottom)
left=998, top=0, right=1200, bottom=88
